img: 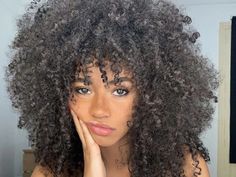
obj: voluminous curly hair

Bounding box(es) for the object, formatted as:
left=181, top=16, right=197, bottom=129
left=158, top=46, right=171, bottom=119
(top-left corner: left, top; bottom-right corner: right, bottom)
left=6, top=0, right=218, bottom=176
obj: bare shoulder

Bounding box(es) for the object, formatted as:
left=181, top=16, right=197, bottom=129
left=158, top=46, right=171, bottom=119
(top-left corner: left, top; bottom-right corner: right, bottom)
left=183, top=149, right=210, bottom=177
left=31, top=165, right=53, bottom=177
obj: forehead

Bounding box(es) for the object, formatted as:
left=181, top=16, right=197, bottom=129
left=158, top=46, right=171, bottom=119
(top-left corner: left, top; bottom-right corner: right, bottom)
left=76, top=59, right=133, bottom=79
left=74, top=58, right=136, bottom=87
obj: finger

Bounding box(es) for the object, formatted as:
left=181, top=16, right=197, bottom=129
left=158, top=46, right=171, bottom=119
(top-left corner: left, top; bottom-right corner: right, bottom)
left=79, top=120, right=98, bottom=148
left=70, top=109, right=86, bottom=148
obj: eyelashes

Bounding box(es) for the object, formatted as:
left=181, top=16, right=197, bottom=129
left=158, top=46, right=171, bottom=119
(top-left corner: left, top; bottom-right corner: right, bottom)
left=113, top=88, right=129, bottom=96
left=73, top=87, right=91, bottom=95
left=72, top=86, right=130, bottom=97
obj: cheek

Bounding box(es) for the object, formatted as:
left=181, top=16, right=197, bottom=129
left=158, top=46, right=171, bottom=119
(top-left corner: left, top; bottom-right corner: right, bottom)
left=112, top=100, right=134, bottom=122
left=68, top=98, right=90, bottom=118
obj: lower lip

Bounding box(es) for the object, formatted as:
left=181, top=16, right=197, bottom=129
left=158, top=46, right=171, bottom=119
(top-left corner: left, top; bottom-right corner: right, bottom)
left=88, top=124, right=114, bottom=136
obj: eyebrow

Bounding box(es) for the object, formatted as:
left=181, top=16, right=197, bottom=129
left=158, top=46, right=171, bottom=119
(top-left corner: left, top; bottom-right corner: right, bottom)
left=75, top=77, right=133, bottom=85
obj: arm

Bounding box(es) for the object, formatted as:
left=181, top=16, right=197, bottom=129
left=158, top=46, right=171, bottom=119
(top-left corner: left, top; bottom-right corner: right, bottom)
left=183, top=152, right=210, bottom=177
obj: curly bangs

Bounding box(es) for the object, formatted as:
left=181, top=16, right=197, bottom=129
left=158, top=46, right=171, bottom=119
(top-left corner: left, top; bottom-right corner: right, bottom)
left=6, top=0, right=218, bottom=176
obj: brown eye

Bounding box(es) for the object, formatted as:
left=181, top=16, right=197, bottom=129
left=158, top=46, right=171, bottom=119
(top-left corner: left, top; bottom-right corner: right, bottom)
left=113, top=88, right=129, bottom=96
left=74, top=87, right=91, bottom=95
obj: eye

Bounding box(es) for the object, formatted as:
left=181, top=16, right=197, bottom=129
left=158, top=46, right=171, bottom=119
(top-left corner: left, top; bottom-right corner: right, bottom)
left=73, top=87, right=91, bottom=95
left=113, top=88, right=129, bottom=96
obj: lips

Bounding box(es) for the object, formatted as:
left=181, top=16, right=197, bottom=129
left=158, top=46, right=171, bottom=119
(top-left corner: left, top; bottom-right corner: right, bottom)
left=86, top=121, right=115, bottom=136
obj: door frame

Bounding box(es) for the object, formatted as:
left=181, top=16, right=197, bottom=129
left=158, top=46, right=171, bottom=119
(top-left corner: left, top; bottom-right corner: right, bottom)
left=218, top=21, right=236, bottom=177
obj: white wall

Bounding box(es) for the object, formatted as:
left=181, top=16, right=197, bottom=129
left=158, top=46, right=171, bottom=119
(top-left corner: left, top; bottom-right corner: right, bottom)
left=174, top=1, right=236, bottom=177
left=0, top=1, right=30, bottom=177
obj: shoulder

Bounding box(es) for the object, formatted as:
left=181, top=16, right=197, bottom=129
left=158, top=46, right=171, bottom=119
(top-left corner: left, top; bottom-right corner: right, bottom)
left=31, top=165, right=53, bottom=177
left=182, top=148, right=210, bottom=177
left=31, top=164, right=83, bottom=177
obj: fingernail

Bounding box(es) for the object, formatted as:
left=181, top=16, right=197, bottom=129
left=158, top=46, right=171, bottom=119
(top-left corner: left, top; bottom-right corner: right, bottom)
left=79, top=120, right=85, bottom=124
left=70, top=109, right=75, bottom=115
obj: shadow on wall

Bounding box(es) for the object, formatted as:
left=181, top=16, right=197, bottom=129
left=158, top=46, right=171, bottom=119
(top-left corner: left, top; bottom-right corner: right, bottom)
left=0, top=1, right=31, bottom=177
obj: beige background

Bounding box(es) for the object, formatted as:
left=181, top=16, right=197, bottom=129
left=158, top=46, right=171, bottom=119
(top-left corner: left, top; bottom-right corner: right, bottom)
left=218, top=22, right=236, bottom=177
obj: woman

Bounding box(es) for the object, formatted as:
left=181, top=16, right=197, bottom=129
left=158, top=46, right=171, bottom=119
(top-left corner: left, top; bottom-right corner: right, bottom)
left=6, top=0, right=218, bottom=176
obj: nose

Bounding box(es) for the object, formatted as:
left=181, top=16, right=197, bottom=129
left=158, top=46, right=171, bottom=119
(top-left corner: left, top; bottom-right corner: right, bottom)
left=89, top=93, right=110, bottom=119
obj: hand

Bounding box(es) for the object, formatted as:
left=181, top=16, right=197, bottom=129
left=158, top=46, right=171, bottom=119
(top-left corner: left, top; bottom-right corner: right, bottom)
left=70, top=109, right=107, bottom=177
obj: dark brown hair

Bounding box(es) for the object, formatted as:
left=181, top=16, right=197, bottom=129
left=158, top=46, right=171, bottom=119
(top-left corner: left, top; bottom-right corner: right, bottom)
left=6, top=0, right=218, bottom=176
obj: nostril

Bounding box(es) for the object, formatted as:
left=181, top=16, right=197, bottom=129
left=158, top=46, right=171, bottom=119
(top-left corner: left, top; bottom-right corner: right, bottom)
left=92, top=113, right=110, bottom=119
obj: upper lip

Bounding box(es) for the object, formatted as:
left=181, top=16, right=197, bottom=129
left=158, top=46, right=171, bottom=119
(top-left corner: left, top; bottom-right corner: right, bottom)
left=86, top=121, right=116, bottom=130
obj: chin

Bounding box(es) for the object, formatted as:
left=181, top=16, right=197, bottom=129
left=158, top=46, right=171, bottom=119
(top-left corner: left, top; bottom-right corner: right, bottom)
left=92, top=135, right=120, bottom=147
left=97, top=140, right=118, bottom=147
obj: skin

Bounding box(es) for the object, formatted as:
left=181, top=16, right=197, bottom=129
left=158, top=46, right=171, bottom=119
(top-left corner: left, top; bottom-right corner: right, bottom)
left=70, top=61, right=137, bottom=149
left=31, top=61, right=210, bottom=177
left=69, top=61, right=137, bottom=177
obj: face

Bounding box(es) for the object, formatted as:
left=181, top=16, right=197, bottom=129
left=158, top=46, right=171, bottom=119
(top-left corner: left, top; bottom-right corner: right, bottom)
left=68, top=61, right=137, bottom=147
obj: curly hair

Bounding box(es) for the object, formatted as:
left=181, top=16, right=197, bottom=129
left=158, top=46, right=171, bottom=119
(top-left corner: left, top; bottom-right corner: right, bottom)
left=6, top=0, right=218, bottom=176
